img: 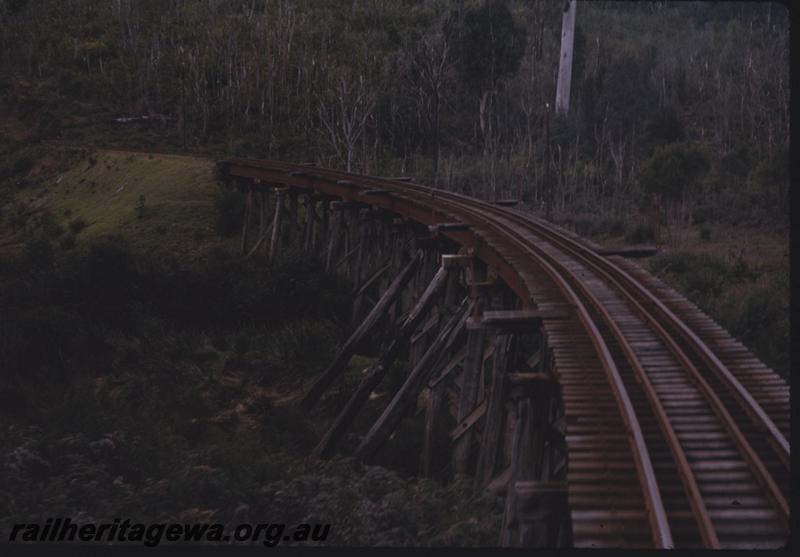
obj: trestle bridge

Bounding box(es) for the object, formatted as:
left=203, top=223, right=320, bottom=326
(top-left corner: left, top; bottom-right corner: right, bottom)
left=217, top=159, right=790, bottom=549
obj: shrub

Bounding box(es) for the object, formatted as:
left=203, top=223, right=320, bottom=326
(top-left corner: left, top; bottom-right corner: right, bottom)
left=718, top=287, right=788, bottom=378
left=650, top=251, right=742, bottom=303
left=639, top=142, right=709, bottom=200
left=719, top=144, right=751, bottom=178
left=691, top=206, right=714, bottom=224
left=262, top=319, right=340, bottom=385
left=69, top=217, right=88, bottom=234
left=0, top=152, right=35, bottom=180
left=23, top=237, right=55, bottom=270
left=644, top=105, right=685, bottom=147
left=60, top=233, right=76, bottom=250
left=625, top=222, right=657, bottom=244
left=75, top=235, right=139, bottom=327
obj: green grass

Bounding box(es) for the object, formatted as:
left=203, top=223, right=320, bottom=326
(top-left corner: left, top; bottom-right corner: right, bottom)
left=15, top=151, right=225, bottom=256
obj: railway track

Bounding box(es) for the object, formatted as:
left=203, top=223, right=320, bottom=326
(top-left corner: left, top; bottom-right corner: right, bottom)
left=220, top=158, right=790, bottom=549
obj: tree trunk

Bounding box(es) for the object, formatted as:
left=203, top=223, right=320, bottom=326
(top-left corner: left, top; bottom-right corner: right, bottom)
left=555, top=0, right=577, bottom=114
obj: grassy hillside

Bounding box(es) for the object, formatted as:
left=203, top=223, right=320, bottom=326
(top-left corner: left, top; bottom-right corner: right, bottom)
left=13, top=150, right=224, bottom=256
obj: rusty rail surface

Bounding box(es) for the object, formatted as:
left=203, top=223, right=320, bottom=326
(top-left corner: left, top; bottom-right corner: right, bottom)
left=219, top=158, right=790, bottom=549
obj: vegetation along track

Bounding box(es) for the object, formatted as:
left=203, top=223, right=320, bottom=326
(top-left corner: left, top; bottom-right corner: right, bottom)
left=219, top=158, right=790, bottom=549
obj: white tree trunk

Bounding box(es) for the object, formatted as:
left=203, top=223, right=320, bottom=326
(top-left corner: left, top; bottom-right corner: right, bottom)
left=555, top=0, right=577, bottom=114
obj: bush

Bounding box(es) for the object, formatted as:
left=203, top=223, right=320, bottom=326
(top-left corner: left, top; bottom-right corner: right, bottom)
left=60, top=233, right=76, bottom=250
left=650, top=251, right=744, bottom=303
left=0, top=152, right=35, bottom=180
left=719, top=144, right=751, bottom=178
left=262, top=319, right=340, bottom=384
left=718, top=287, right=788, bottom=378
left=625, top=222, right=657, bottom=244
left=69, top=217, right=87, bottom=234
left=639, top=142, right=709, bottom=200
left=644, top=105, right=685, bottom=147
left=691, top=206, right=714, bottom=225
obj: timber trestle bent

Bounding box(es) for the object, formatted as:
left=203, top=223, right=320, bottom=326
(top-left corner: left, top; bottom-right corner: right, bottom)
left=217, top=159, right=790, bottom=549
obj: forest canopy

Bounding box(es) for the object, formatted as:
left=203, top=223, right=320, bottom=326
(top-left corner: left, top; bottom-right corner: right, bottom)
left=0, top=0, right=790, bottom=216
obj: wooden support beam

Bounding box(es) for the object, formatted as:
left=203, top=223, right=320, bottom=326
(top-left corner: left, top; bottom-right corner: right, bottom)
left=245, top=223, right=272, bottom=259
left=451, top=398, right=487, bottom=441
left=354, top=260, right=391, bottom=296
left=288, top=190, right=299, bottom=242
left=355, top=298, right=472, bottom=461
left=467, top=309, right=569, bottom=331
left=318, top=196, right=330, bottom=255
left=428, top=223, right=472, bottom=234
left=325, top=202, right=342, bottom=273
left=475, top=333, right=513, bottom=490
left=303, top=195, right=316, bottom=252
left=302, top=251, right=423, bottom=411
left=350, top=209, right=370, bottom=289
left=257, top=191, right=266, bottom=253
left=452, top=327, right=486, bottom=475
left=243, top=192, right=272, bottom=259
left=421, top=379, right=445, bottom=477
left=410, top=311, right=440, bottom=346
left=359, top=189, right=391, bottom=196
left=486, top=466, right=512, bottom=495
left=443, top=264, right=462, bottom=310
left=336, top=242, right=362, bottom=271
left=428, top=334, right=494, bottom=390
left=313, top=263, right=450, bottom=458
left=269, top=189, right=285, bottom=258
left=428, top=347, right=466, bottom=388
left=441, top=253, right=474, bottom=269
left=409, top=308, right=439, bottom=371
left=500, top=397, right=532, bottom=547
left=260, top=191, right=270, bottom=256
left=240, top=183, right=254, bottom=254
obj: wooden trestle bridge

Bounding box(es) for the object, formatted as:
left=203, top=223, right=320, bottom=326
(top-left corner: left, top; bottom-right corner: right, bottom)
left=217, top=159, right=790, bottom=549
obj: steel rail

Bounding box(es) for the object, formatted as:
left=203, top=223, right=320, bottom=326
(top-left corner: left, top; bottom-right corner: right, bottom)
left=386, top=176, right=789, bottom=529
left=375, top=187, right=720, bottom=546
left=390, top=179, right=788, bottom=529
left=223, top=158, right=675, bottom=546
left=220, top=158, right=789, bottom=546
left=521, top=214, right=790, bottom=469
left=356, top=170, right=788, bottom=472
left=493, top=212, right=790, bottom=526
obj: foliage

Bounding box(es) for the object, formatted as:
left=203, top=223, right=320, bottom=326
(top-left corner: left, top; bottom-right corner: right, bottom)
left=7, top=151, right=219, bottom=255
left=68, top=217, right=87, bottom=234
left=0, top=236, right=351, bottom=386
left=639, top=142, right=709, bottom=200
left=625, top=222, right=657, bottom=244
left=0, top=2, right=788, bottom=224
left=455, top=0, right=527, bottom=95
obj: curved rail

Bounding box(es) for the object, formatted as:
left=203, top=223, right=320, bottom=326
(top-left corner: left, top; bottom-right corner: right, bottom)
left=219, top=158, right=790, bottom=548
